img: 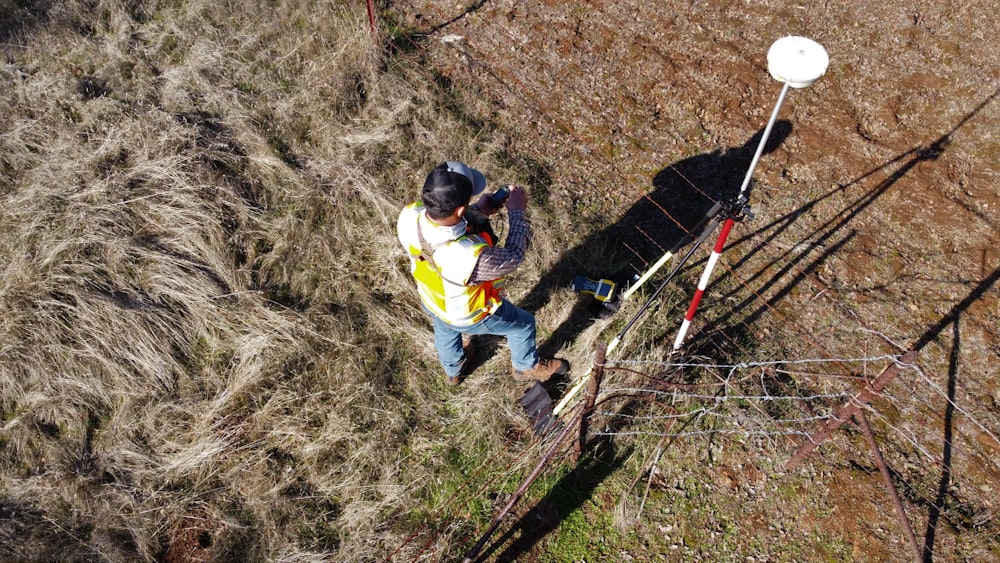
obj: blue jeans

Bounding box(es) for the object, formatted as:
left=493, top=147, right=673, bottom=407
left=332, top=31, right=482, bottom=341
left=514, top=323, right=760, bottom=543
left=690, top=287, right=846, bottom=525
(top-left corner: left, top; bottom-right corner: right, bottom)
left=426, top=299, right=538, bottom=377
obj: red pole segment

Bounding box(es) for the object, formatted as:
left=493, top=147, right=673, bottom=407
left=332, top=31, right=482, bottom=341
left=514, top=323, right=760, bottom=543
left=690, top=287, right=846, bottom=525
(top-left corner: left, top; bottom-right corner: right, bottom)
left=671, top=83, right=790, bottom=353
left=366, top=0, right=377, bottom=39
left=673, top=217, right=735, bottom=350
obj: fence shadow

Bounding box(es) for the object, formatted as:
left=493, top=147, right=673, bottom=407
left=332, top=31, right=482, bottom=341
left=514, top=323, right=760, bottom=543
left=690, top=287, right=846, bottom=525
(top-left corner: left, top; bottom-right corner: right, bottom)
left=473, top=440, right=631, bottom=562
left=694, top=88, right=999, bottom=354
left=913, top=265, right=999, bottom=561
left=922, top=320, right=959, bottom=561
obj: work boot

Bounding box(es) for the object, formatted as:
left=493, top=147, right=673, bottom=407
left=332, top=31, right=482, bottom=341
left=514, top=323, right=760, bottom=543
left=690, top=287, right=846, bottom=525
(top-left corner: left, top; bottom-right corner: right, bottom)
left=512, top=358, right=569, bottom=383
left=462, top=335, right=475, bottom=365
left=446, top=336, right=476, bottom=387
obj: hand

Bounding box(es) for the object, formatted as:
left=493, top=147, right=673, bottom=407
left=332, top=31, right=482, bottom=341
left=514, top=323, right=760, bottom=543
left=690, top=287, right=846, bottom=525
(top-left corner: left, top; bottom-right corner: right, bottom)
left=473, top=192, right=503, bottom=216
left=505, top=185, right=528, bottom=211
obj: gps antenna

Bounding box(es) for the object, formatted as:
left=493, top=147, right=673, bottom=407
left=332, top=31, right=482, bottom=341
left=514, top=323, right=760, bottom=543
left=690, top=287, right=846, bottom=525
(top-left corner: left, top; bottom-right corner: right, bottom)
left=672, top=36, right=829, bottom=351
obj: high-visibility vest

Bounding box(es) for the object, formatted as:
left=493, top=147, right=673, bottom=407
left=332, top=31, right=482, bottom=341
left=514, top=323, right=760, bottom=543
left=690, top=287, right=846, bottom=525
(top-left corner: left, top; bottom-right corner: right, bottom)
left=397, top=202, right=502, bottom=326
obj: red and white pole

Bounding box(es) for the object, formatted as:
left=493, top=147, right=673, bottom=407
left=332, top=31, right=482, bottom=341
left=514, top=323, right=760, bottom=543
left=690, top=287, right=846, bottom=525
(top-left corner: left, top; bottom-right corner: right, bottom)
left=671, top=37, right=828, bottom=352
left=673, top=216, right=735, bottom=350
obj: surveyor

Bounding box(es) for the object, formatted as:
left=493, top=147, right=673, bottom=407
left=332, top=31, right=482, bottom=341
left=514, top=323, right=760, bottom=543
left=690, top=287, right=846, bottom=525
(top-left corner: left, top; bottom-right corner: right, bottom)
left=397, top=161, right=569, bottom=386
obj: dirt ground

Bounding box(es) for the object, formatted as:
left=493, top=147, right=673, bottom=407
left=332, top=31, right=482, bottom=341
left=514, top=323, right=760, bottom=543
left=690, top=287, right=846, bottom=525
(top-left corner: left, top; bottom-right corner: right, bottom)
left=387, top=0, right=999, bottom=560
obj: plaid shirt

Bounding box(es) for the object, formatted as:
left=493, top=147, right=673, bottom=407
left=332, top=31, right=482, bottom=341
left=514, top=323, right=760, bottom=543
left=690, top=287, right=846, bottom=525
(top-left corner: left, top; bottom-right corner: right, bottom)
left=469, top=209, right=530, bottom=284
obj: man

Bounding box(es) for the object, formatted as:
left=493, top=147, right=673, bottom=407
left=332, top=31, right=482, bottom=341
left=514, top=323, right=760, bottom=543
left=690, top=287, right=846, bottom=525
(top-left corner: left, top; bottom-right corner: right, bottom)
left=397, top=161, right=569, bottom=386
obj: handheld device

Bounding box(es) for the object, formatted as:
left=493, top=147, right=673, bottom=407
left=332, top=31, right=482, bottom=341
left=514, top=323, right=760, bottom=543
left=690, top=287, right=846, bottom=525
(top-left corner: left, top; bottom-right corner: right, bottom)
left=572, top=275, right=616, bottom=302
left=489, top=185, right=511, bottom=207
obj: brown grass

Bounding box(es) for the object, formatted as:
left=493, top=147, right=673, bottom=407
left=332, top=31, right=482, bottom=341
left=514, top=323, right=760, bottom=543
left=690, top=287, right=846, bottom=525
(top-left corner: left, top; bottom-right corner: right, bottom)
left=0, top=1, right=536, bottom=560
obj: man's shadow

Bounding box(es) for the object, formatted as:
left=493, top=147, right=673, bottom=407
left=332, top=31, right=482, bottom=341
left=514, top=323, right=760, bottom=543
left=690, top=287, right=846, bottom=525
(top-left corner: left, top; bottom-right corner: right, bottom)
left=519, top=121, right=793, bottom=361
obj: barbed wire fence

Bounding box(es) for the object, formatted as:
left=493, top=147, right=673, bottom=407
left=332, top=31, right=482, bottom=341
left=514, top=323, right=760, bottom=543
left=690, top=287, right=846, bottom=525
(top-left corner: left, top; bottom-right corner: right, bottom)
left=388, top=331, right=999, bottom=561
left=546, top=341, right=997, bottom=562
left=369, top=4, right=1000, bottom=561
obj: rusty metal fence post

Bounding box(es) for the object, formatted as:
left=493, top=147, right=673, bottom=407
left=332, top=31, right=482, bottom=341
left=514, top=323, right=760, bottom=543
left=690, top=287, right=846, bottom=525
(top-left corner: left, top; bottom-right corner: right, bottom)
left=857, top=411, right=922, bottom=562
left=574, top=343, right=607, bottom=462
left=786, top=349, right=919, bottom=469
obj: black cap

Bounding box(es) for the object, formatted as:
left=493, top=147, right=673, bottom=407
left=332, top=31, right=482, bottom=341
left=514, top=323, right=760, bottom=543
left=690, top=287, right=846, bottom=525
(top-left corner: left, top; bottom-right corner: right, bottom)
left=421, top=161, right=487, bottom=216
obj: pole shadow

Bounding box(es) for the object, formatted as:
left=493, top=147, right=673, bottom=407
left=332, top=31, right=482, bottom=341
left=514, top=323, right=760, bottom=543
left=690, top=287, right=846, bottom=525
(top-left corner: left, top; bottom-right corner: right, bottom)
left=697, top=140, right=942, bottom=346
left=519, top=122, right=793, bottom=360
left=387, top=0, right=488, bottom=50
left=912, top=264, right=999, bottom=561
left=868, top=266, right=998, bottom=561
left=691, top=88, right=999, bottom=355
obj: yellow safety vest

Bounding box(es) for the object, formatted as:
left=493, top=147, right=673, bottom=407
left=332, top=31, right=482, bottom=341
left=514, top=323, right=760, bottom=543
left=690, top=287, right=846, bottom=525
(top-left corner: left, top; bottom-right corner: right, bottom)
left=397, top=202, right=502, bottom=326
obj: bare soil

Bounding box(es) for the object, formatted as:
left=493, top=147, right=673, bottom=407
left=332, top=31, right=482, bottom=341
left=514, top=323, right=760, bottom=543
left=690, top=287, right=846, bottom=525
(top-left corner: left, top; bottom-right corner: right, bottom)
left=387, top=1, right=999, bottom=560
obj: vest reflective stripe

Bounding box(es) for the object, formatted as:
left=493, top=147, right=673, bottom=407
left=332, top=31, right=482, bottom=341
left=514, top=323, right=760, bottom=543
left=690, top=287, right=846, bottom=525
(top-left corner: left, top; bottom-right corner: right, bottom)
left=398, top=203, right=502, bottom=326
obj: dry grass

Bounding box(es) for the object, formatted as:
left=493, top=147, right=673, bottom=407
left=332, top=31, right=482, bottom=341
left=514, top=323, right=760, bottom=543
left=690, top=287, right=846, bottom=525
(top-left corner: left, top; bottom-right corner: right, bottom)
left=0, top=1, right=537, bottom=560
